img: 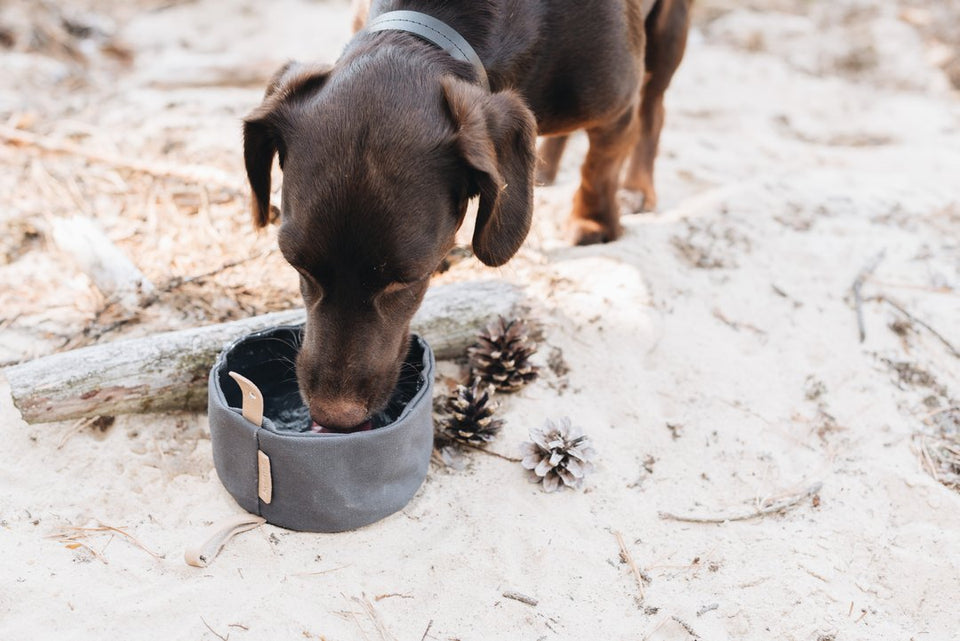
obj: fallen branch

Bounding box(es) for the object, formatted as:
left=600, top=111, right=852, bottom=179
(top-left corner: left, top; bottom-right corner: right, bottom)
left=658, top=483, right=823, bottom=524
left=4, top=280, right=525, bottom=424
left=50, top=215, right=155, bottom=312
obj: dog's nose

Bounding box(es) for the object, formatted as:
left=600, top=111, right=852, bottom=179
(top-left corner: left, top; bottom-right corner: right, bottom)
left=310, top=398, right=369, bottom=431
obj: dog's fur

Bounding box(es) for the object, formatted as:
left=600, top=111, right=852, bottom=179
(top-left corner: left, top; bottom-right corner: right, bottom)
left=243, top=0, right=691, bottom=429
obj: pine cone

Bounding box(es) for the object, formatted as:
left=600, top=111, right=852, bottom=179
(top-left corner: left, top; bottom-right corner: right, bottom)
left=520, top=417, right=596, bottom=492
left=441, top=379, right=503, bottom=445
left=468, top=316, right=539, bottom=393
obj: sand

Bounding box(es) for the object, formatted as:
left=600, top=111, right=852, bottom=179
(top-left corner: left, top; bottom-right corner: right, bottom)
left=1, top=1, right=959, bottom=639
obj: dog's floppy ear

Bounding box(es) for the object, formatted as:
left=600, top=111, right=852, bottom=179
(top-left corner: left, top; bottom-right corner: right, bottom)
left=442, top=79, right=537, bottom=267
left=243, top=62, right=331, bottom=228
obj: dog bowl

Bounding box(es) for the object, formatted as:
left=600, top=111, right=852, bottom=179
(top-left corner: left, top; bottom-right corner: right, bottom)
left=207, top=324, right=435, bottom=532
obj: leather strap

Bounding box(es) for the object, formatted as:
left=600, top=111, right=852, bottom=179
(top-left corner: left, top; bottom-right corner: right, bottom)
left=367, top=10, right=489, bottom=91
left=228, top=371, right=264, bottom=427
left=184, top=514, right=266, bottom=567
left=228, top=371, right=272, bottom=504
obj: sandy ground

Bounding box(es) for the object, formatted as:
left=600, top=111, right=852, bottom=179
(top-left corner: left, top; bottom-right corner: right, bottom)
left=1, top=1, right=959, bottom=639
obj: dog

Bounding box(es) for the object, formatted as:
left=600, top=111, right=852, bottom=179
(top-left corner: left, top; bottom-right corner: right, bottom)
left=243, top=0, right=692, bottom=430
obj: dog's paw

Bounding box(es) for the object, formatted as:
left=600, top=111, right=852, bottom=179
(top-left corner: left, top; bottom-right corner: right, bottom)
left=619, top=188, right=656, bottom=214
left=569, top=218, right=622, bottom=246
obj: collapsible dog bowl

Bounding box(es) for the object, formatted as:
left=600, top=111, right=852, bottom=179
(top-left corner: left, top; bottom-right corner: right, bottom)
left=207, top=324, right=435, bottom=532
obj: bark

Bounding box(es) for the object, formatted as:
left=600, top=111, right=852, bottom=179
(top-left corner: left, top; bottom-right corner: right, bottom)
left=4, top=280, right=525, bottom=424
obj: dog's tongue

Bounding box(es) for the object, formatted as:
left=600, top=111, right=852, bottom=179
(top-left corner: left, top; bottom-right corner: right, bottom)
left=311, top=419, right=374, bottom=434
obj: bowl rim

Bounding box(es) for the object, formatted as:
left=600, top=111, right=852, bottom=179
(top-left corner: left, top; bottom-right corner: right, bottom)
left=210, top=324, right=434, bottom=440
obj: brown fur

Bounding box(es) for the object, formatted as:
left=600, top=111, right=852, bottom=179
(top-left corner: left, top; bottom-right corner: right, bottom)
left=243, top=0, right=691, bottom=428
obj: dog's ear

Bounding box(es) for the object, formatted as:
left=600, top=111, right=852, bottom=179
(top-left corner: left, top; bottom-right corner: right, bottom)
left=243, top=62, right=331, bottom=228
left=442, top=79, right=537, bottom=267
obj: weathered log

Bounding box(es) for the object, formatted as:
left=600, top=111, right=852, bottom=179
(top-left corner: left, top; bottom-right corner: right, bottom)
left=4, top=280, right=525, bottom=424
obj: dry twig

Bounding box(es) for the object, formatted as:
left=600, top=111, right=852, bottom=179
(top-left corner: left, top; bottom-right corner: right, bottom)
left=659, top=483, right=823, bottom=524
left=57, top=416, right=96, bottom=449
left=420, top=620, right=433, bottom=641
left=352, top=594, right=397, bottom=641
left=914, top=426, right=960, bottom=489
left=868, top=295, right=960, bottom=359
left=461, top=441, right=523, bottom=463
left=711, top=307, right=765, bottom=336
left=614, top=530, right=646, bottom=601
left=58, top=538, right=109, bottom=564
left=502, top=591, right=538, bottom=606
left=289, top=564, right=351, bottom=577
left=672, top=616, right=700, bottom=638
left=201, top=617, right=229, bottom=641
left=49, top=521, right=163, bottom=560
left=852, top=250, right=886, bottom=342
left=158, top=249, right=276, bottom=292
left=916, top=436, right=941, bottom=482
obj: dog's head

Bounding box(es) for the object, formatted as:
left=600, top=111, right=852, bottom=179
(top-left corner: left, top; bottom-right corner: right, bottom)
left=242, top=60, right=536, bottom=429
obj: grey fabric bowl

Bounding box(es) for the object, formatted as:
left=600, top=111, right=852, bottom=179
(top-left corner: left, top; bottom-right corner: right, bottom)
left=207, top=324, right=435, bottom=532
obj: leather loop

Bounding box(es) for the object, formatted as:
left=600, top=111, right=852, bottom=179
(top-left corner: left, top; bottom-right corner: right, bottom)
left=228, top=371, right=264, bottom=428
left=257, top=450, right=273, bottom=504
left=184, top=514, right=266, bottom=567
left=367, top=10, right=490, bottom=91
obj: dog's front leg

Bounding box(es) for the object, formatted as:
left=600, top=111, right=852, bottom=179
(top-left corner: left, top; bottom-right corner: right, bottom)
left=569, top=104, right=639, bottom=245
left=535, top=135, right=569, bottom=186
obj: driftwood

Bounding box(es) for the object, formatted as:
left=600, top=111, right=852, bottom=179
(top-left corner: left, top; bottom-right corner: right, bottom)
left=4, top=280, right=525, bottom=424
left=50, top=215, right=155, bottom=311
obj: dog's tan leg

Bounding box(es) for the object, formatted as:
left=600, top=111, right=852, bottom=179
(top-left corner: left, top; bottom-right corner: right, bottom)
left=622, top=0, right=691, bottom=213
left=570, top=105, right=639, bottom=245
left=621, top=70, right=663, bottom=213
left=535, top=135, right=569, bottom=186
left=351, top=0, right=371, bottom=32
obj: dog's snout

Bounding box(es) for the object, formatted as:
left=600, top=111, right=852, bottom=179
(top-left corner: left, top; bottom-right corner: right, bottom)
left=309, top=397, right=369, bottom=431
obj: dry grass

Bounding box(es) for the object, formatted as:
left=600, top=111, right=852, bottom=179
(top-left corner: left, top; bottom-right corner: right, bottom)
left=915, top=407, right=960, bottom=490
left=0, top=0, right=302, bottom=365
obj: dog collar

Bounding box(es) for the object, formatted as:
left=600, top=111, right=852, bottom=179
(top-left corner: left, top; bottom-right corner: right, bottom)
left=367, top=10, right=490, bottom=91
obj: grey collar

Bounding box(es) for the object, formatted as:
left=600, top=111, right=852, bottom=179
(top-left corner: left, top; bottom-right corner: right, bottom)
left=367, top=10, right=490, bottom=91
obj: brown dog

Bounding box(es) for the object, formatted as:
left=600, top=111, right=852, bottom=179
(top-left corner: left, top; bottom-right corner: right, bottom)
left=243, top=0, right=691, bottom=430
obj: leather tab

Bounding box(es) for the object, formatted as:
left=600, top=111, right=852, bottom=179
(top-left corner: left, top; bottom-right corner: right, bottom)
left=257, top=450, right=273, bottom=504
left=228, top=371, right=264, bottom=427
left=184, top=514, right=266, bottom=567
